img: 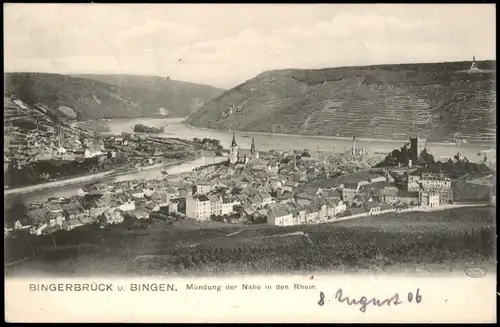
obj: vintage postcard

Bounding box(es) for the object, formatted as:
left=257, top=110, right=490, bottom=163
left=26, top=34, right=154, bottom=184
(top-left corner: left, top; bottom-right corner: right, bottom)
left=4, top=3, right=496, bottom=323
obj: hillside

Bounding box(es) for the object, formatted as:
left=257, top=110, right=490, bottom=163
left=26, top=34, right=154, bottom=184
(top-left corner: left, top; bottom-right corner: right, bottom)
left=4, top=73, right=224, bottom=120
left=186, top=61, right=496, bottom=145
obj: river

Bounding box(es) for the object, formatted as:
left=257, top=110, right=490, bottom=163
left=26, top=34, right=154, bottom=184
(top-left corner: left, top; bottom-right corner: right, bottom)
left=8, top=117, right=494, bottom=205
left=97, top=117, right=495, bottom=163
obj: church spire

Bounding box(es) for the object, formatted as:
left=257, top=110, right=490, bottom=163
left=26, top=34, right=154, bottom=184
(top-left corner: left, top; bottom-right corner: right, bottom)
left=251, top=137, right=256, bottom=152
left=231, top=132, right=237, bottom=147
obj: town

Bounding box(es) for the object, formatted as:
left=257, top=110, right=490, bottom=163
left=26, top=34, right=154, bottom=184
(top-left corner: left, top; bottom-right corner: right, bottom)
left=4, top=132, right=495, bottom=237
left=4, top=95, right=219, bottom=189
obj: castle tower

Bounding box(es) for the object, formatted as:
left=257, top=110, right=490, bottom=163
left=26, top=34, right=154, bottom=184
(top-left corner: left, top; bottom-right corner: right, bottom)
left=229, top=133, right=239, bottom=164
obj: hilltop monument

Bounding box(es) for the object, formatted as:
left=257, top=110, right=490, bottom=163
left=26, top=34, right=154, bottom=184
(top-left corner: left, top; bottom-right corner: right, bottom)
left=469, top=56, right=479, bottom=72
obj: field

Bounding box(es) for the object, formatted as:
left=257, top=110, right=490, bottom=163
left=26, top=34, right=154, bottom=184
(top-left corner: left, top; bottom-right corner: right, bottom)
left=5, top=207, right=496, bottom=277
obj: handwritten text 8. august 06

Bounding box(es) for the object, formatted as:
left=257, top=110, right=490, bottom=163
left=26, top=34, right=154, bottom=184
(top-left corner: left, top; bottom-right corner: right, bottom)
left=318, top=288, right=422, bottom=312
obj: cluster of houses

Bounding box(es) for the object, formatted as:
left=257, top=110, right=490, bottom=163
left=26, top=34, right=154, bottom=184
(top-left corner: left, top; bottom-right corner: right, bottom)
left=4, top=122, right=114, bottom=171
left=5, top=176, right=192, bottom=237
left=5, top=135, right=460, bottom=235
left=182, top=138, right=455, bottom=227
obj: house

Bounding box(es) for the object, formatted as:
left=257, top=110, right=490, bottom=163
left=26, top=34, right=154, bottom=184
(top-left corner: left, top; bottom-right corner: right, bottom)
left=222, top=197, right=241, bottom=215
left=407, top=174, right=422, bottom=192
left=118, top=200, right=135, bottom=212
left=131, top=190, right=145, bottom=199
left=282, top=180, right=298, bottom=193
left=326, top=198, right=347, bottom=218
left=433, top=189, right=454, bottom=205
left=77, top=186, right=93, bottom=197
left=195, top=182, right=212, bottom=195
left=30, top=223, right=48, bottom=236
left=324, top=189, right=342, bottom=200
left=291, top=206, right=307, bottom=225
left=296, top=198, right=312, bottom=207
left=84, top=145, right=104, bottom=158
left=45, top=203, right=62, bottom=213
left=367, top=204, right=381, bottom=215
left=62, top=218, right=84, bottom=231
left=384, top=190, right=420, bottom=206
left=186, top=194, right=211, bottom=220
left=250, top=191, right=274, bottom=209
left=14, top=219, right=32, bottom=231
left=80, top=215, right=98, bottom=226
left=420, top=172, right=452, bottom=190
left=368, top=174, right=386, bottom=184
left=419, top=192, right=440, bottom=208
left=99, top=210, right=124, bottom=225
left=143, top=201, right=157, bottom=213
left=277, top=191, right=294, bottom=204
left=306, top=208, right=319, bottom=224
left=168, top=198, right=183, bottom=213
left=316, top=203, right=328, bottom=221
left=178, top=187, right=192, bottom=198
left=128, top=209, right=149, bottom=220
left=266, top=205, right=293, bottom=226
left=490, top=184, right=496, bottom=205
left=47, top=211, right=65, bottom=227
left=340, top=182, right=359, bottom=203
left=143, top=188, right=156, bottom=198
left=241, top=204, right=256, bottom=219
left=209, top=194, right=223, bottom=216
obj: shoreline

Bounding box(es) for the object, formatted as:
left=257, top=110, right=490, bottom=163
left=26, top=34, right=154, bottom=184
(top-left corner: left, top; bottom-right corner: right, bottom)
left=4, top=170, right=116, bottom=196
left=76, top=117, right=495, bottom=149
left=4, top=159, right=191, bottom=196
left=180, top=121, right=495, bottom=148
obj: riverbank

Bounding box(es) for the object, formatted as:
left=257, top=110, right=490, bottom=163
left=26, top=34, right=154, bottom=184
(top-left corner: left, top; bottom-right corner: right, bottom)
left=4, top=159, right=191, bottom=196
left=4, top=170, right=116, bottom=196
left=181, top=121, right=494, bottom=148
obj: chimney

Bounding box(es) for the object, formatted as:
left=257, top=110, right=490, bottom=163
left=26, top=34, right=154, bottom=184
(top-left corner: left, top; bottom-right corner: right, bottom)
left=352, top=136, right=356, bottom=155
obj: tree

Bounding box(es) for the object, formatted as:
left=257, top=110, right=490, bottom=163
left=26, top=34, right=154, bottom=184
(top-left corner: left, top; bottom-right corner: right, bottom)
left=5, top=197, right=27, bottom=225
left=301, top=151, right=311, bottom=157
left=418, top=149, right=435, bottom=166
left=107, top=151, right=113, bottom=160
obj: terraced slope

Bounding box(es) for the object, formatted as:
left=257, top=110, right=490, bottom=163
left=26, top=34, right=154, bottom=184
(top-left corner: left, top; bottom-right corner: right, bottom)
left=4, top=73, right=224, bottom=120
left=186, top=61, right=496, bottom=144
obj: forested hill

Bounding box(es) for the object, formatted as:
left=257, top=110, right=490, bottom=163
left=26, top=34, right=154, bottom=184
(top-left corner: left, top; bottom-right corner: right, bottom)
left=5, top=73, right=225, bottom=120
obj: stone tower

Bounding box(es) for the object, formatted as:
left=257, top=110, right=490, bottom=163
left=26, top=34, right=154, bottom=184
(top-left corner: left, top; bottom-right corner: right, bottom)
left=229, top=133, right=239, bottom=164
left=250, top=137, right=259, bottom=159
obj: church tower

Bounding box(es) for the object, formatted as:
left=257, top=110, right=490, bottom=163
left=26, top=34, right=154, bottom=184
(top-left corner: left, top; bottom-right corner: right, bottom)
left=229, top=133, right=239, bottom=164
left=250, top=137, right=259, bottom=159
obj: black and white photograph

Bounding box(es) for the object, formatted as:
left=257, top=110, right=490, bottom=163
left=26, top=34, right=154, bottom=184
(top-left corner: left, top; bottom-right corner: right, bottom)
left=4, top=2, right=496, bottom=289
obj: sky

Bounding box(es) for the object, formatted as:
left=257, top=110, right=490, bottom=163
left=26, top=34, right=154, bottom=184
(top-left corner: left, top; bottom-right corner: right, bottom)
left=4, top=4, right=496, bottom=89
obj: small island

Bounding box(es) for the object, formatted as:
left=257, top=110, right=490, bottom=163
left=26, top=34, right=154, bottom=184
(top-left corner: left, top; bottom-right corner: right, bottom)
left=133, top=124, right=165, bottom=134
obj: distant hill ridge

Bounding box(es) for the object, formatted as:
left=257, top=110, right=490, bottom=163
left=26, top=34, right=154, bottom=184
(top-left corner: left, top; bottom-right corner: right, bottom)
left=186, top=60, right=496, bottom=145
left=4, top=73, right=225, bottom=121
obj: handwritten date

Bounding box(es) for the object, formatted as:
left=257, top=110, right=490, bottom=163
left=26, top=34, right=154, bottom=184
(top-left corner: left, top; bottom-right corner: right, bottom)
left=318, top=288, right=422, bottom=312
